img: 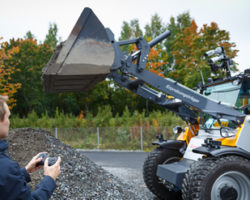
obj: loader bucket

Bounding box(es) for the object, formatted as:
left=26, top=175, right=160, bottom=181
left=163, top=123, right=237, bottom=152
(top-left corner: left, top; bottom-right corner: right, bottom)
left=42, top=7, right=114, bottom=93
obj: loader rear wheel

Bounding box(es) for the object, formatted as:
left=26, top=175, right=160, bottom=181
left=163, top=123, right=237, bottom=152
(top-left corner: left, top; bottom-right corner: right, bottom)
left=143, top=148, right=182, bottom=200
left=182, top=156, right=250, bottom=200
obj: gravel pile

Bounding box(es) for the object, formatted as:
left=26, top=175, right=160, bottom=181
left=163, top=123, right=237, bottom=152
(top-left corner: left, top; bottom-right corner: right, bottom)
left=8, top=128, right=154, bottom=200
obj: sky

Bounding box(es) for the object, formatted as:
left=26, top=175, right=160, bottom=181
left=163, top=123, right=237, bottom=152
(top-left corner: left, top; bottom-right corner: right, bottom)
left=1, top=0, right=250, bottom=72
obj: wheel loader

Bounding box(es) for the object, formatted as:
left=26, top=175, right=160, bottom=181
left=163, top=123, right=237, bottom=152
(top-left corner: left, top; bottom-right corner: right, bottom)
left=42, top=7, right=250, bottom=200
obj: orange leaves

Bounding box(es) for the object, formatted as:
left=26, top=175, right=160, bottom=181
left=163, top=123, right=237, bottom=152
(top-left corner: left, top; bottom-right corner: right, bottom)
left=182, top=20, right=198, bottom=46
left=0, top=37, right=21, bottom=109
left=146, top=47, right=168, bottom=77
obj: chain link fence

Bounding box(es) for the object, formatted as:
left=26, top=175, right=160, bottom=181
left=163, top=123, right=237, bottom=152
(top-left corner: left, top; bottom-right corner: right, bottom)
left=45, top=127, right=175, bottom=151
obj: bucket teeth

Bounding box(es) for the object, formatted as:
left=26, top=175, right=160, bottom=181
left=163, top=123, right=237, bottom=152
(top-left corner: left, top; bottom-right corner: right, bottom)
left=42, top=7, right=114, bottom=93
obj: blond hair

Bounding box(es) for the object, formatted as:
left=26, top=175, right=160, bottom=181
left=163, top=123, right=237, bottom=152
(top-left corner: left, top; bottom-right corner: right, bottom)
left=0, top=95, right=8, bottom=121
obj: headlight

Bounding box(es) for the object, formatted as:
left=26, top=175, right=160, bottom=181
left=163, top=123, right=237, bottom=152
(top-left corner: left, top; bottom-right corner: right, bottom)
left=173, top=126, right=183, bottom=135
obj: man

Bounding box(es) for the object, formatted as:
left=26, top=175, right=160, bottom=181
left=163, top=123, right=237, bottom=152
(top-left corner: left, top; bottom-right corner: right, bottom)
left=0, top=95, right=61, bottom=199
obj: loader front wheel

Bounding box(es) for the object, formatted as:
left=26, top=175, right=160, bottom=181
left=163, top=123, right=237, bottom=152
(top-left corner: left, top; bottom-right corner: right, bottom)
left=143, top=148, right=182, bottom=200
left=182, top=156, right=250, bottom=200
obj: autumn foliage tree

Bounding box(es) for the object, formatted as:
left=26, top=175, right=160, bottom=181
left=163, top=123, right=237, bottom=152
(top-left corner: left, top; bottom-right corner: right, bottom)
left=3, top=37, right=53, bottom=115
left=168, top=20, right=238, bottom=88
left=0, top=37, right=21, bottom=109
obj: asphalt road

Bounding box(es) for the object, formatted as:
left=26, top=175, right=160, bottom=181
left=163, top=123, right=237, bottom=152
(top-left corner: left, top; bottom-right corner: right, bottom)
left=80, top=151, right=149, bottom=169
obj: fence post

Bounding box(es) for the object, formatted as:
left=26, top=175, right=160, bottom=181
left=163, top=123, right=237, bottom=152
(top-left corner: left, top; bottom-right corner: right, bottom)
left=140, top=127, right=143, bottom=151
left=97, top=127, right=100, bottom=150
left=55, top=128, right=58, bottom=139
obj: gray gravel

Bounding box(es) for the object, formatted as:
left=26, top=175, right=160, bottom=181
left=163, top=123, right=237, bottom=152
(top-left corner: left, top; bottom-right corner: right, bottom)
left=80, top=151, right=156, bottom=199
left=47, top=131, right=154, bottom=200
left=9, top=128, right=155, bottom=199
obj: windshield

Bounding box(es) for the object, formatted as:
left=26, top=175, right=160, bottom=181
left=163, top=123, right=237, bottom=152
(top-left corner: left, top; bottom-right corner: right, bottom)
left=204, top=82, right=241, bottom=107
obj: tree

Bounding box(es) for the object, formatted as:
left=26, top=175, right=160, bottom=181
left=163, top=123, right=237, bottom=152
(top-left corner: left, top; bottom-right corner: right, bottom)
left=24, top=31, right=35, bottom=40
left=169, top=20, right=238, bottom=88
left=143, top=14, right=170, bottom=74
left=145, top=14, right=167, bottom=41
left=164, top=12, right=192, bottom=73
left=119, top=19, right=143, bottom=41
left=44, top=23, right=59, bottom=49
left=0, top=38, right=21, bottom=109
left=119, top=19, right=143, bottom=52
left=3, top=36, right=54, bottom=116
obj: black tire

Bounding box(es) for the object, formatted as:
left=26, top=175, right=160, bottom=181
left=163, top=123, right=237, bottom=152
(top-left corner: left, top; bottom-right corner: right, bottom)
left=182, top=156, right=250, bottom=200
left=143, top=148, right=182, bottom=200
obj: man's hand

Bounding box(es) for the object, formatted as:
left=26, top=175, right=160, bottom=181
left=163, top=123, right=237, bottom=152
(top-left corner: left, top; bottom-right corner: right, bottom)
left=25, top=152, right=46, bottom=174
left=44, top=157, right=61, bottom=181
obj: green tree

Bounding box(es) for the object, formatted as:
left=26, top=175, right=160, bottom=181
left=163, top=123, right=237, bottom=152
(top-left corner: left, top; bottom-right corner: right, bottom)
left=145, top=14, right=167, bottom=41
left=119, top=19, right=143, bottom=40
left=44, top=23, right=59, bottom=49
left=24, top=31, right=35, bottom=40
left=119, top=19, right=143, bottom=52
left=164, top=12, right=192, bottom=73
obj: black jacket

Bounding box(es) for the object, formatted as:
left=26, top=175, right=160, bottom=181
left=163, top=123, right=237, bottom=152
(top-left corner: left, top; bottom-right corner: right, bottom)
left=0, top=140, right=56, bottom=200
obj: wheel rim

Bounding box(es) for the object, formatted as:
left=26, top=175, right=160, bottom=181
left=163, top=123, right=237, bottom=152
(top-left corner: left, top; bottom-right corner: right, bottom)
left=211, top=171, right=250, bottom=200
